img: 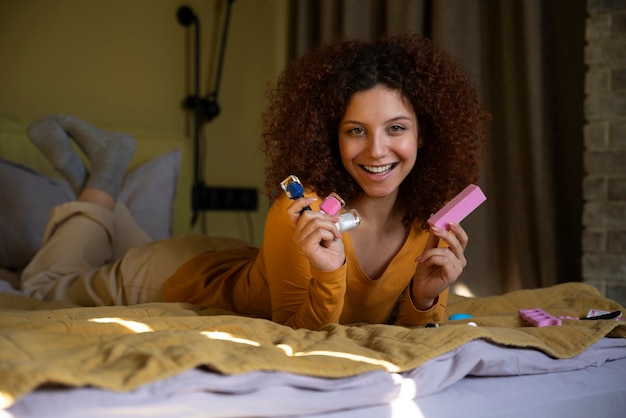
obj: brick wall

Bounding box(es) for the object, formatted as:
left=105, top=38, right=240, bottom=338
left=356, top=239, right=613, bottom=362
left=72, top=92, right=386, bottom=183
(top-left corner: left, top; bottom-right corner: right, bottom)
left=583, top=0, right=626, bottom=306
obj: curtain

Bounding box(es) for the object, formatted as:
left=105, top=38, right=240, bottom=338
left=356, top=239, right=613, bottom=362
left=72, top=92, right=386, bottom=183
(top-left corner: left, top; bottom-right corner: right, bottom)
left=289, top=0, right=586, bottom=296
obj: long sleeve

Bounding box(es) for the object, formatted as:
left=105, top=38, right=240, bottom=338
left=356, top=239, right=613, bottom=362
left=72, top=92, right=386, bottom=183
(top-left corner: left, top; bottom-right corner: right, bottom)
left=166, top=194, right=453, bottom=330
left=393, top=287, right=449, bottom=326
left=259, top=195, right=347, bottom=329
left=260, top=198, right=451, bottom=328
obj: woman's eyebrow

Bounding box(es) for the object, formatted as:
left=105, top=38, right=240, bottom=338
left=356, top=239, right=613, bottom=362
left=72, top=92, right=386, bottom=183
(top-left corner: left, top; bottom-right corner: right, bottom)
left=340, top=115, right=413, bottom=125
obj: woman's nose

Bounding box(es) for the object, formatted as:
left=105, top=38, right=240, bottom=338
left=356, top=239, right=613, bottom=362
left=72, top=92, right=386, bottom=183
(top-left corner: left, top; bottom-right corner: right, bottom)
left=366, top=132, right=388, bottom=158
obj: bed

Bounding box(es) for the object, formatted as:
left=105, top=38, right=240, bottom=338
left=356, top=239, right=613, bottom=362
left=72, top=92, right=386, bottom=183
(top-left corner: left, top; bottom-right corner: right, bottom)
left=1, top=118, right=626, bottom=418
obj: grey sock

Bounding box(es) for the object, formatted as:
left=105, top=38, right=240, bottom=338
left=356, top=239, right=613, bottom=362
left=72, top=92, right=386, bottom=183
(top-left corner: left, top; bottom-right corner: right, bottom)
left=56, top=115, right=136, bottom=199
left=26, top=115, right=87, bottom=194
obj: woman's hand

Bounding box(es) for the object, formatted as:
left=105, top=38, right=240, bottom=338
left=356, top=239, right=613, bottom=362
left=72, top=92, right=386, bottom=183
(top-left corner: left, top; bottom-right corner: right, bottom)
left=412, top=222, right=468, bottom=310
left=287, top=197, right=346, bottom=272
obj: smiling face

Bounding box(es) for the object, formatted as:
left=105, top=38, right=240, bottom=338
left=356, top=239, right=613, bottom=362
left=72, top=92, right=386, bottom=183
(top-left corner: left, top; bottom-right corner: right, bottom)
left=338, top=84, right=419, bottom=201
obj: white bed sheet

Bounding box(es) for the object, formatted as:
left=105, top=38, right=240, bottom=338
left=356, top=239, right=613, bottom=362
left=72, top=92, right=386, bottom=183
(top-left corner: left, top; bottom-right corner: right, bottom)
left=6, top=337, right=626, bottom=418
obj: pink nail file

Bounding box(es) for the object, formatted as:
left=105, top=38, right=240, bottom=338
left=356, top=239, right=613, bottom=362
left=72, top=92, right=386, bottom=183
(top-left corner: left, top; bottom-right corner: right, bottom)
left=427, top=184, right=486, bottom=230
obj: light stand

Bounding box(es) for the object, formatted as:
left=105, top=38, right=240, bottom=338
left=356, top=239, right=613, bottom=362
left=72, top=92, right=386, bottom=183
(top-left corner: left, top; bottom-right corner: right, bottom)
left=177, top=1, right=235, bottom=226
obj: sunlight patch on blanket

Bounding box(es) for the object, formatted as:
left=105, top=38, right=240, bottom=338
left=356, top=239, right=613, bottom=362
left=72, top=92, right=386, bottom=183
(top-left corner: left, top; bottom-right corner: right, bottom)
left=391, top=399, right=425, bottom=417
left=89, top=317, right=154, bottom=333
left=0, top=390, right=14, bottom=411
left=390, top=375, right=423, bottom=417
left=276, top=344, right=400, bottom=372
left=201, top=331, right=261, bottom=346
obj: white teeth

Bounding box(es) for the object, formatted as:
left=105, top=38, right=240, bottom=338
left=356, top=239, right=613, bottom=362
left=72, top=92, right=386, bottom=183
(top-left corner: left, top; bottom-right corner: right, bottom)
left=363, top=164, right=394, bottom=173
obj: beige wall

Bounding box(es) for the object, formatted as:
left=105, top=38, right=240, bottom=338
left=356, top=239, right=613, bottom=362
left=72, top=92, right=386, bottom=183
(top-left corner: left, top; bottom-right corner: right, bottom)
left=0, top=0, right=289, bottom=245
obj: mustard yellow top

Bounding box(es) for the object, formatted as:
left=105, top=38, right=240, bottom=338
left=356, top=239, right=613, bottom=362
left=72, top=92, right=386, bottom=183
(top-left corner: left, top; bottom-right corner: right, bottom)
left=164, top=195, right=448, bottom=330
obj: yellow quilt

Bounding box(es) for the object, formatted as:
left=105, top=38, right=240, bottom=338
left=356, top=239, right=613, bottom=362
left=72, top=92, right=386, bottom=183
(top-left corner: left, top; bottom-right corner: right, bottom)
left=1, top=282, right=624, bottom=409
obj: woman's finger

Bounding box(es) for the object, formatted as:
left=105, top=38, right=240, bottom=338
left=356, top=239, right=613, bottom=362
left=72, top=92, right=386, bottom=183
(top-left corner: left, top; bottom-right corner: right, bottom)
left=448, top=222, right=469, bottom=250
left=418, top=249, right=463, bottom=279
left=287, top=197, right=318, bottom=222
left=296, top=212, right=341, bottom=241
left=429, top=223, right=467, bottom=263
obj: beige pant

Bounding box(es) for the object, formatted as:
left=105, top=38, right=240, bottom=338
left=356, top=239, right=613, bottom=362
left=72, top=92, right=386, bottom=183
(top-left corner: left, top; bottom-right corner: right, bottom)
left=21, top=201, right=250, bottom=306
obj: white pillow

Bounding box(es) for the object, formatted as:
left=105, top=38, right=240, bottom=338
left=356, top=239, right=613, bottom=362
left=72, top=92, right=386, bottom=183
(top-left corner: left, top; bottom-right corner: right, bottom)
left=119, top=149, right=181, bottom=241
left=0, top=149, right=181, bottom=270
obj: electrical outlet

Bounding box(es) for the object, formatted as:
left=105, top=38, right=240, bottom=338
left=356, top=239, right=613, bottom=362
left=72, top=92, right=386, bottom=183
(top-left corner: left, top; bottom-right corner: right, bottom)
left=193, top=183, right=258, bottom=211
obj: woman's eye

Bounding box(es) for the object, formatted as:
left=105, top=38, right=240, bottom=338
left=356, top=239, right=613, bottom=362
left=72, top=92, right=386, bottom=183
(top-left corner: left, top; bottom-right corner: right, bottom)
left=389, top=125, right=406, bottom=133
left=349, top=127, right=365, bottom=135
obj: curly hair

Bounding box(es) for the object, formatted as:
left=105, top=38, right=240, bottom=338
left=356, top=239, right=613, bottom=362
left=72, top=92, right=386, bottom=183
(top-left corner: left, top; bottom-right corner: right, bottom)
left=261, top=33, right=490, bottom=227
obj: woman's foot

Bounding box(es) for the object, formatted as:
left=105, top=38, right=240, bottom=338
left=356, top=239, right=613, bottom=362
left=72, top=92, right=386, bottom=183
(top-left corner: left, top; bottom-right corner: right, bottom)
left=26, top=116, right=87, bottom=194
left=56, top=115, right=136, bottom=199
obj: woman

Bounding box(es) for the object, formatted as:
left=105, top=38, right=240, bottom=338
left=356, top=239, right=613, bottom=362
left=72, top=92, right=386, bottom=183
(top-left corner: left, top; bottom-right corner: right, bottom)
left=22, top=34, right=490, bottom=330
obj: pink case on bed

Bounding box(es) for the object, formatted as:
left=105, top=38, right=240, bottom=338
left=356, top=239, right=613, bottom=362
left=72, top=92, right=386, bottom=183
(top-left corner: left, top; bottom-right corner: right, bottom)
left=427, top=184, right=487, bottom=230
left=518, top=308, right=563, bottom=327
left=518, top=307, right=578, bottom=327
